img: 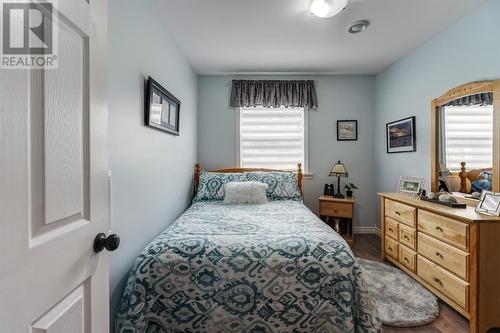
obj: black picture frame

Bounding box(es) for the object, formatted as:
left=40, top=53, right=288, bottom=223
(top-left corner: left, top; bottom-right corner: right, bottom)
left=337, top=120, right=358, bottom=141
left=145, top=76, right=180, bottom=135
left=386, top=116, right=416, bottom=153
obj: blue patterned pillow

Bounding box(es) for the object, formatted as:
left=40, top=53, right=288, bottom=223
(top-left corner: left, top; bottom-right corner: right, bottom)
left=193, top=171, right=247, bottom=202
left=245, top=172, right=302, bottom=201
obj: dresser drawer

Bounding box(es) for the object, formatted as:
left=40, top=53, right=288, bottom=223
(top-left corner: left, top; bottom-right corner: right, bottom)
left=385, top=199, right=416, bottom=227
left=417, top=256, right=469, bottom=310
left=418, top=233, right=469, bottom=281
left=399, top=244, right=416, bottom=272
left=385, top=217, right=399, bottom=240
left=418, top=210, right=469, bottom=251
left=399, top=224, right=416, bottom=250
left=320, top=201, right=353, bottom=218
left=385, top=236, right=398, bottom=259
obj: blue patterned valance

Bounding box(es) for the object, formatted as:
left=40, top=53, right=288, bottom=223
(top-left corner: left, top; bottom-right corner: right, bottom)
left=444, top=92, right=493, bottom=106
left=230, top=80, right=318, bottom=109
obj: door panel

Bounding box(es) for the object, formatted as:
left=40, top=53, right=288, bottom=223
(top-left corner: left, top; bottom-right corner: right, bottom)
left=31, top=284, right=88, bottom=333
left=0, top=0, right=108, bottom=332
left=44, top=18, right=87, bottom=225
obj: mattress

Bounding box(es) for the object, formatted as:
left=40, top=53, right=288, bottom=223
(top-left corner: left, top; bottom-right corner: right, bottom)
left=115, top=200, right=381, bottom=332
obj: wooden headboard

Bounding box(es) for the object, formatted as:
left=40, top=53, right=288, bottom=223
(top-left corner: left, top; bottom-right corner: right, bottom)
left=193, top=163, right=303, bottom=196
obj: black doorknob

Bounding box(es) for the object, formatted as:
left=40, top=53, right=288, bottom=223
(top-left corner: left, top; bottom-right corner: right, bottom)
left=94, top=233, right=120, bottom=253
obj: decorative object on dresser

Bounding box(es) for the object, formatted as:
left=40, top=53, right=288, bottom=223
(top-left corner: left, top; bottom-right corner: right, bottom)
left=475, top=191, right=500, bottom=216
left=358, top=258, right=439, bottom=327
left=421, top=192, right=466, bottom=208
left=397, top=176, right=424, bottom=196
left=319, top=196, right=354, bottom=246
left=386, top=116, right=416, bottom=153
left=329, top=161, right=348, bottom=198
left=145, top=76, right=180, bottom=135
left=337, top=120, right=358, bottom=141
left=379, top=192, right=500, bottom=333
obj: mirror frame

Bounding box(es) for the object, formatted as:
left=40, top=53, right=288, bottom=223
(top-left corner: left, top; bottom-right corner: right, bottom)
left=431, top=80, right=500, bottom=192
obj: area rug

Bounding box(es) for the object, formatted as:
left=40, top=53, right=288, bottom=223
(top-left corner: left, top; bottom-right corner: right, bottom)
left=358, top=258, right=439, bottom=327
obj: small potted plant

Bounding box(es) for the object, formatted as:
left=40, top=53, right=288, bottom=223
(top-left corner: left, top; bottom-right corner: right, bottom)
left=344, top=183, right=358, bottom=197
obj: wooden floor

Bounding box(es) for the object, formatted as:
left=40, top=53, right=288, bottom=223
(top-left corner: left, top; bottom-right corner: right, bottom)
left=352, top=234, right=470, bottom=333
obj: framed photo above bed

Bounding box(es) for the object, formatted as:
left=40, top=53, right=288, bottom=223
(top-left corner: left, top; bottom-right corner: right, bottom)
left=386, top=116, right=416, bottom=153
left=145, top=76, right=180, bottom=135
left=337, top=120, right=358, bottom=141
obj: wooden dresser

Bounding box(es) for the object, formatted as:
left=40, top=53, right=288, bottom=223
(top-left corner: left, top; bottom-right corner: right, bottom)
left=379, top=193, right=500, bottom=333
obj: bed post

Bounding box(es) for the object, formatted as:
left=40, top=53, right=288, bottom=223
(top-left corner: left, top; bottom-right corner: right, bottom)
left=297, top=163, right=303, bottom=195
left=194, top=163, right=201, bottom=196
left=459, top=161, right=468, bottom=193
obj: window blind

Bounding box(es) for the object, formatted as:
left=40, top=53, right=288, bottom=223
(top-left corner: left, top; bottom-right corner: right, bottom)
left=239, top=107, right=305, bottom=170
left=444, top=105, right=493, bottom=171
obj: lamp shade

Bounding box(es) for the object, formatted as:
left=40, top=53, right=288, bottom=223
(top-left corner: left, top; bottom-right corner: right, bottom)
left=329, top=161, right=348, bottom=177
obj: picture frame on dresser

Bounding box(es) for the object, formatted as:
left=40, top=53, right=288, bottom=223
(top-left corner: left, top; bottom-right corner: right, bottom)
left=397, top=176, right=424, bottom=196
left=475, top=191, right=500, bottom=216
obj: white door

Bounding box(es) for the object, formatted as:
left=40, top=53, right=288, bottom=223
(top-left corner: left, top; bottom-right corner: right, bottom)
left=0, top=0, right=111, bottom=332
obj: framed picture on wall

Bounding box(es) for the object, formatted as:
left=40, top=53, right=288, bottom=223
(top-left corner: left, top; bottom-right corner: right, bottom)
left=145, top=76, right=180, bottom=135
left=386, top=116, right=416, bottom=153
left=337, top=120, right=358, bottom=141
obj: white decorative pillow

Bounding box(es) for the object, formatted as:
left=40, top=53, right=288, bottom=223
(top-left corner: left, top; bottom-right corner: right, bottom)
left=223, top=181, right=269, bottom=204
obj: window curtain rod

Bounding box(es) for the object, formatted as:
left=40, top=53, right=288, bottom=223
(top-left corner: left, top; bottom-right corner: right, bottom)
left=230, top=80, right=318, bottom=109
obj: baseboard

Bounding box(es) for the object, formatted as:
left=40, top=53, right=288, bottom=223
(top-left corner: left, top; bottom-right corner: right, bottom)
left=354, top=226, right=381, bottom=236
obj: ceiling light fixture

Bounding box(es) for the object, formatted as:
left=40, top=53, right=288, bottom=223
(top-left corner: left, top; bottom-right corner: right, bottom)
left=310, top=0, right=348, bottom=19
left=348, top=20, right=369, bottom=33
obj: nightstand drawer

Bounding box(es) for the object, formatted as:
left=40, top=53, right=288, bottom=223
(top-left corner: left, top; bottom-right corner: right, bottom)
left=320, top=201, right=353, bottom=218
left=385, top=217, right=399, bottom=240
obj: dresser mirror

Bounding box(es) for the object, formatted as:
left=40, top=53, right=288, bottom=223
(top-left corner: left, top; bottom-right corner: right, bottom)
left=431, top=81, right=500, bottom=194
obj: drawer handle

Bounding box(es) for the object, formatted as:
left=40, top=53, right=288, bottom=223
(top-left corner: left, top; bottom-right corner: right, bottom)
left=404, top=257, right=409, bottom=263
left=388, top=228, right=393, bottom=232
left=395, top=211, right=401, bottom=216
left=388, top=247, right=393, bottom=251
left=435, top=251, right=443, bottom=258
left=403, top=235, right=410, bottom=240
left=435, top=226, right=443, bottom=232
left=433, top=277, right=443, bottom=285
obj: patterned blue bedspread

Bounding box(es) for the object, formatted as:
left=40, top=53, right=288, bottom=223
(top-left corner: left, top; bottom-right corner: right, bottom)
left=115, top=201, right=381, bottom=333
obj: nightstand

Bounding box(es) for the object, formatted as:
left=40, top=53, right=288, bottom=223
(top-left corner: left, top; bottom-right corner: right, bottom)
left=319, top=196, right=355, bottom=246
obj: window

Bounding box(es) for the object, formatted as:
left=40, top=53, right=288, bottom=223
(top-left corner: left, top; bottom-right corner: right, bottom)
left=238, top=107, right=307, bottom=171
left=443, top=105, right=493, bottom=171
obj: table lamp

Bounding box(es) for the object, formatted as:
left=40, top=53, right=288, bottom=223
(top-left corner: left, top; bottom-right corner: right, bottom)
left=329, top=161, right=348, bottom=198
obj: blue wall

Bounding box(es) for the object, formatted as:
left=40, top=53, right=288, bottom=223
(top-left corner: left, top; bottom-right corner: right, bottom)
left=374, top=0, right=500, bottom=221
left=108, top=0, right=198, bottom=326
left=198, top=75, right=377, bottom=230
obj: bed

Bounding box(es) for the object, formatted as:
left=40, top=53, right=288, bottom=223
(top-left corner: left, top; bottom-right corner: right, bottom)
left=115, top=164, right=381, bottom=333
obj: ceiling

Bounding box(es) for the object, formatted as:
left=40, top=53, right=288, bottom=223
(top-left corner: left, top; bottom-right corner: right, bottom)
left=154, top=0, right=486, bottom=75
